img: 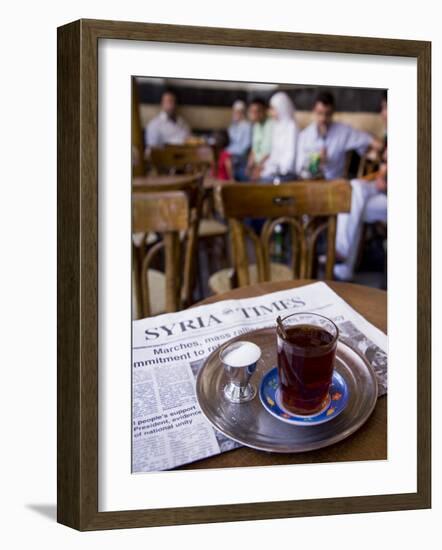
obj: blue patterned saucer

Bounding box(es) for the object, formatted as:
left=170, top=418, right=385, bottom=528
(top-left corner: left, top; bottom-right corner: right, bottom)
left=259, top=367, right=349, bottom=426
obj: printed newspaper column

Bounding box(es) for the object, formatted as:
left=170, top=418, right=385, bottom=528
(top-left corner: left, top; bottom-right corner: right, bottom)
left=132, top=346, right=221, bottom=472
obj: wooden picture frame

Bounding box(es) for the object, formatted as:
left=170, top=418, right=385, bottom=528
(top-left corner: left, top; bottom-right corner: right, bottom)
left=57, top=18, right=431, bottom=530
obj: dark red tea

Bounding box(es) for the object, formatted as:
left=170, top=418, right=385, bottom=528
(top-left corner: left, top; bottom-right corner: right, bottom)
left=277, top=324, right=337, bottom=414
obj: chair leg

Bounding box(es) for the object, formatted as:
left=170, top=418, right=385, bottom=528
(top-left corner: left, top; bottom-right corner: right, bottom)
left=354, top=223, right=369, bottom=273
left=213, top=233, right=229, bottom=272
left=325, top=216, right=337, bottom=280
left=196, top=240, right=210, bottom=300
left=132, top=244, right=144, bottom=319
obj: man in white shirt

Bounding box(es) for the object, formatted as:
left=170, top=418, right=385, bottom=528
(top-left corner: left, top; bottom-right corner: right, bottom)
left=296, top=91, right=382, bottom=180
left=145, top=90, right=190, bottom=149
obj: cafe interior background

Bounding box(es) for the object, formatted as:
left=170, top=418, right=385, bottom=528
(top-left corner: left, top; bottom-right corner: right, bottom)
left=131, top=77, right=387, bottom=320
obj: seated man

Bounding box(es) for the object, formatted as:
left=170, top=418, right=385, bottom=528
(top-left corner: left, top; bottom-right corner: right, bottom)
left=335, top=147, right=388, bottom=280
left=296, top=91, right=382, bottom=180
left=246, top=98, right=273, bottom=180
left=226, top=100, right=252, bottom=181
left=145, top=89, right=190, bottom=149
left=334, top=93, right=388, bottom=281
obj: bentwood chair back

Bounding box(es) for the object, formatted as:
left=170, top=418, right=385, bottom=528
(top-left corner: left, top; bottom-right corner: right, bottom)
left=150, top=144, right=214, bottom=175
left=132, top=173, right=204, bottom=309
left=132, top=191, right=190, bottom=318
left=209, top=180, right=351, bottom=293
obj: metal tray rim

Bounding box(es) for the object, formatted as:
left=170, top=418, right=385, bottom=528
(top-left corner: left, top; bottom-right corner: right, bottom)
left=196, top=327, right=378, bottom=454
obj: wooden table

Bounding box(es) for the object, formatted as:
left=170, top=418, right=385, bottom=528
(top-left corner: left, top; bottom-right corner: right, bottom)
left=179, top=279, right=387, bottom=470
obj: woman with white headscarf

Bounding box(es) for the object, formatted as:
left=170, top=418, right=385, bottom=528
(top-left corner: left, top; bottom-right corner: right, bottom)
left=260, top=91, right=299, bottom=182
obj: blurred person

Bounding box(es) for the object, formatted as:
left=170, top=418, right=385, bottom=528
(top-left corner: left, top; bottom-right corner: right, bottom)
left=260, top=91, right=299, bottom=182
left=334, top=93, right=388, bottom=280
left=380, top=90, right=388, bottom=143
left=363, top=91, right=388, bottom=221
left=212, top=130, right=234, bottom=180
left=296, top=91, right=383, bottom=180
left=335, top=147, right=388, bottom=281
left=226, top=100, right=252, bottom=180
left=145, top=89, right=190, bottom=148
left=247, top=98, right=273, bottom=180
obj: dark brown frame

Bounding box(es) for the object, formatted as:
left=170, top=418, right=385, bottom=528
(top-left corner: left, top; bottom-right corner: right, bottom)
left=57, top=18, right=431, bottom=530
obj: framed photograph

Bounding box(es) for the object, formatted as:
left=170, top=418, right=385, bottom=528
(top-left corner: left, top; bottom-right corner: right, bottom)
left=57, top=19, right=431, bottom=530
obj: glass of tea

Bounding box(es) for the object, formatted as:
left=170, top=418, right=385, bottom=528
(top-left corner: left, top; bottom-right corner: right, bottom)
left=276, top=312, right=338, bottom=415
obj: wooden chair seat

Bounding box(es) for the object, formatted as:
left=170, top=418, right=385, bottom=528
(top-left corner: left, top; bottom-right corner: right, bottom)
left=209, top=262, right=293, bottom=295
left=198, top=218, right=228, bottom=238
left=133, top=269, right=166, bottom=319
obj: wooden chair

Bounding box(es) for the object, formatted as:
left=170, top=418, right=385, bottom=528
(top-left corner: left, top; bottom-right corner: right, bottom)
left=357, top=154, right=381, bottom=179
left=150, top=144, right=214, bottom=175
left=132, top=191, right=190, bottom=319
left=149, top=144, right=223, bottom=222
left=209, top=180, right=352, bottom=294
left=136, top=166, right=228, bottom=295
left=132, top=173, right=203, bottom=310
left=149, top=145, right=224, bottom=235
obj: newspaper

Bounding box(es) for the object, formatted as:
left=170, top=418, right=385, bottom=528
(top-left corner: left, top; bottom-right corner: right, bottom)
left=132, top=282, right=387, bottom=473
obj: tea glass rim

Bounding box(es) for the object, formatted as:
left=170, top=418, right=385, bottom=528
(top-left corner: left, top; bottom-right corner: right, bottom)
left=276, top=311, right=339, bottom=350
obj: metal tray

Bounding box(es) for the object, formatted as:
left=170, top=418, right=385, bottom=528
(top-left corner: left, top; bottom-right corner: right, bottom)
left=195, top=327, right=378, bottom=453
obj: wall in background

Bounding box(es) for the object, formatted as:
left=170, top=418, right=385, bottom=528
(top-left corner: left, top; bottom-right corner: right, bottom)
left=136, top=79, right=386, bottom=136
left=139, top=104, right=385, bottom=136
left=135, top=78, right=386, bottom=111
